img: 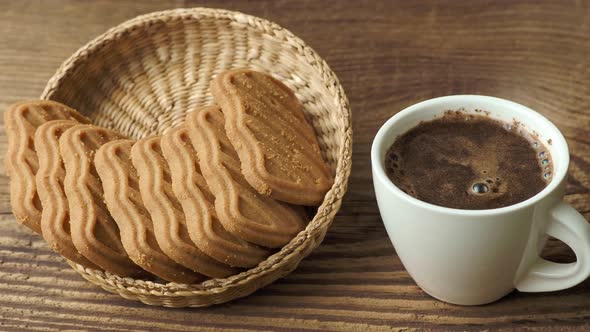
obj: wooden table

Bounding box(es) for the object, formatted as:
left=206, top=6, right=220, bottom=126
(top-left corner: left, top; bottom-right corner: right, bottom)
left=1, top=1, right=589, bottom=331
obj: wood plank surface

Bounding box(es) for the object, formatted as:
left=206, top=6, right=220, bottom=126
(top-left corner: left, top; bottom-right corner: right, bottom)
left=1, top=0, right=590, bottom=330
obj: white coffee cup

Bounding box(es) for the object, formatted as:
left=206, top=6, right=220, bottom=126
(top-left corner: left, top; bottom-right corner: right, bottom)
left=371, top=95, right=590, bottom=305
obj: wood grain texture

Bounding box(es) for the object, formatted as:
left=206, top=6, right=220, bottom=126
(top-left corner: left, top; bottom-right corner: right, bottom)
left=1, top=0, right=590, bottom=330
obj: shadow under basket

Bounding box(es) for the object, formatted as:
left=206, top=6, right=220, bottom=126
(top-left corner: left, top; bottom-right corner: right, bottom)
left=40, top=7, right=352, bottom=307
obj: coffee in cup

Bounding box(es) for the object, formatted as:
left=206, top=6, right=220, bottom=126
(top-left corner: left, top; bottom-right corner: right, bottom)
left=385, top=111, right=552, bottom=210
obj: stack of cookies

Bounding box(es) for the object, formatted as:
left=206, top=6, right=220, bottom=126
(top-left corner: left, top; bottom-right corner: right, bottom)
left=4, top=69, right=334, bottom=283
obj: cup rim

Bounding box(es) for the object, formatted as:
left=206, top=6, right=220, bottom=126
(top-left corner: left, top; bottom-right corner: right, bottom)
left=371, top=94, right=570, bottom=216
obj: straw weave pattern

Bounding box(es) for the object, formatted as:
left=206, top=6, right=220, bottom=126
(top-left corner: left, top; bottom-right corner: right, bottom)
left=40, top=7, right=352, bottom=307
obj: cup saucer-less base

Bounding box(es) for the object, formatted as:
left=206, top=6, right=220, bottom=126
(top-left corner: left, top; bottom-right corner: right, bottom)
left=417, top=281, right=515, bottom=306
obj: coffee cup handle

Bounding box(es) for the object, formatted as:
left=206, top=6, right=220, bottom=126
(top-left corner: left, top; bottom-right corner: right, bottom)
left=516, top=201, right=590, bottom=292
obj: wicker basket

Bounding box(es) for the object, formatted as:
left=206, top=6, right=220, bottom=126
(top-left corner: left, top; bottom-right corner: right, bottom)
left=40, top=8, right=352, bottom=307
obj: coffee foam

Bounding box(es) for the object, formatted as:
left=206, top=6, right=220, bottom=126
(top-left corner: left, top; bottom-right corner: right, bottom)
left=385, top=111, right=552, bottom=210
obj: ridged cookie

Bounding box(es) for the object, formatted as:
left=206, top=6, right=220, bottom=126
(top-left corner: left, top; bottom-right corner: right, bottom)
left=130, top=136, right=236, bottom=278
left=160, top=125, right=270, bottom=268
left=95, top=139, right=204, bottom=283
left=4, top=100, right=89, bottom=233
left=60, top=124, right=141, bottom=276
left=35, top=120, right=97, bottom=268
left=211, top=69, right=333, bottom=205
left=187, top=106, right=307, bottom=248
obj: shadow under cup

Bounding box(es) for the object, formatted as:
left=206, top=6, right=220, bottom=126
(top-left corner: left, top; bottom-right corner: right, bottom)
left=371, top=95, right=575, bottom=305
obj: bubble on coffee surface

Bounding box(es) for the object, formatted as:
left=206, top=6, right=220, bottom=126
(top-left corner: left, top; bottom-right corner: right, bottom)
left=385, top=151, right=399, bottom=173
left=472, top=182, right=489, bottom=194
left=535, top=149, right=552, bottom=182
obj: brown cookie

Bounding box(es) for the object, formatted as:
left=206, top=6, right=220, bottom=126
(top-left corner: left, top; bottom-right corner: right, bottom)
left=95, top=139, right=205, bottom=283
left=130, top=135, right=236, bottom=278
left=211, top=69, right=333, bottom=206
left=187, top=106, right=307, bottom=248
left=160, top=125, right=270, bottom=268
left=35, top=120, right=97, bottom=268
left=60, top=124, right=141, bottom=277
left=4, top=100, right=89, bottom=233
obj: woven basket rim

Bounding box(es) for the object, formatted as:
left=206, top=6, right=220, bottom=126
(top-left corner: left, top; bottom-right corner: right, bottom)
left=41, top=7, right=353, bottom=298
